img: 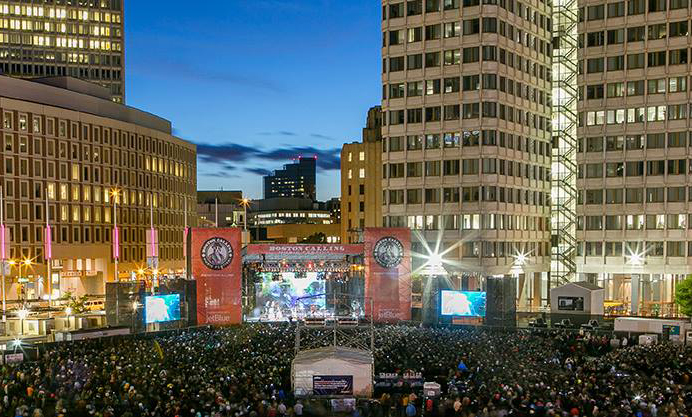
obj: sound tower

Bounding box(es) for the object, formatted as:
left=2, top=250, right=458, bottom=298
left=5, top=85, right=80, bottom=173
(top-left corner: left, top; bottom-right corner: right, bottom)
left=105, top=281, right=146, bottom=330
left=485, top=277, right=517, bottom=327
left=422, top=275, right=452, bottom=326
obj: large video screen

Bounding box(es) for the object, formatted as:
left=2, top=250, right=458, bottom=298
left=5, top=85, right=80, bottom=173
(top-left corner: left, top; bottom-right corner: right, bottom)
left=440, top=291, right=486, bottom=317
left=255, top=272, right=326, bottom=320
left=145, top=294, right=181, bottom=324
left=558, top=296, right=584, bottom=311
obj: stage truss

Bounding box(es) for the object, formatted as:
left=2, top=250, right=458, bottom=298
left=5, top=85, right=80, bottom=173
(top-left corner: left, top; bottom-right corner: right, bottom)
left=294, top=295, right=374, bottom=354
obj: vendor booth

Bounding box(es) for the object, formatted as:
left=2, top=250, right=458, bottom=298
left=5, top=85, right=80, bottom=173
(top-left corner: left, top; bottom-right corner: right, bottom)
left=292, top=346, right=373, bottom=398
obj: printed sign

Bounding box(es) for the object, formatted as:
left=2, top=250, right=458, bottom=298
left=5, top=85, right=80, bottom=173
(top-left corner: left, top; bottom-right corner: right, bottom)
left=313, top=375, right=354, bottom=396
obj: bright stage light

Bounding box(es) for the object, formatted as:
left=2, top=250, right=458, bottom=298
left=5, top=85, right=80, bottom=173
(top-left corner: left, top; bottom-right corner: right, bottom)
left=627, top=252, right=644, bottom=266
left=65, top=307, right=72, bottom=316
left=17, top=309, right=28, bottom=320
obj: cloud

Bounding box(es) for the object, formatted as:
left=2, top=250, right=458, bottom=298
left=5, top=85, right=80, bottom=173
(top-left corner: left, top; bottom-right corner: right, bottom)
left=195, top=142, right=341, bottom=171
left=202, top=172, right=240, bottom=179
left=245, top=167, right=273, bottom=176
left=131, top=59, right=285, bottom=94
left=258, top=131, right=298, bottom=137
left=310, top=133, right=338, bottom=141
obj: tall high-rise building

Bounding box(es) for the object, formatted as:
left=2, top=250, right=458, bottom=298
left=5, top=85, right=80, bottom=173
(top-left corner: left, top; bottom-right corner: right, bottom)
left=0, top=0, right=125, bottom=103
left=0, top=75, right=196, bottom=299
left=380, top=0, right=553, bottom=308
left=576, top=0, right=692, bottom=316
left=263, top=157, right=317, bottom=200
left=341, top=106, right=384, bottom=244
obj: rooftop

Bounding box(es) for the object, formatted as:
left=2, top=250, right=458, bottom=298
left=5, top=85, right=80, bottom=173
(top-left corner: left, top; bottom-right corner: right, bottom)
left=0, top=76, right=172, bottom=134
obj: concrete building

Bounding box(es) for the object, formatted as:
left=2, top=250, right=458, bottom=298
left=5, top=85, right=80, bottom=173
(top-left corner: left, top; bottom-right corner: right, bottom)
left=380, top=0, right=553, bottom=308
left=263, top=157, right=317, bottom=200
left=0, top=0, right=125, bottom=102
left=196, top=190, right=245, bottom=228
left=249, top=198, right=335, bottom=227
left=576, top=0, right=692, bottom=316
left=266, top=223, right=341, bottom=244
left=0, top=75, right=196, bottom=299
left=341, top=106, right=384, bottom=244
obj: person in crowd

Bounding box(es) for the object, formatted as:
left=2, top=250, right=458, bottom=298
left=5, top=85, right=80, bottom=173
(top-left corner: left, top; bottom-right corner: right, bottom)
left=0, top=324, right=689, bottom=416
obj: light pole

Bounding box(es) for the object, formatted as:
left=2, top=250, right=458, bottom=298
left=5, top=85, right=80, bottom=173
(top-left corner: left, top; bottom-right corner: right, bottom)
left=241, top=198, right=250, bottom=240
left=0, top=185, right=6, bottom=322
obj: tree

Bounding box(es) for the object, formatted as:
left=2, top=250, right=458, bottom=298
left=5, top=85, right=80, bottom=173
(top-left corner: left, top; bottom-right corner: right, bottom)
left=302, top=232, right=326, bottom=244
left=59, top=291, right=88, bottom=314
left=674, top=275, right=692, bottom=317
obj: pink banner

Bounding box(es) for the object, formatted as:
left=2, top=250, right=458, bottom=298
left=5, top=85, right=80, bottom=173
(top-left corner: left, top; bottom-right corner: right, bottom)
left=44, top=226, right=52, bottom=259
left=112, top=227, right=119, bottom=259
left=364, top=228, right=412, bottom=322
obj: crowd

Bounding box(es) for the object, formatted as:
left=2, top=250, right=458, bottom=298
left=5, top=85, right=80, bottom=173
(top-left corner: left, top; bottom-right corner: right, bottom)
left=0, top=324, right=689, bottom=417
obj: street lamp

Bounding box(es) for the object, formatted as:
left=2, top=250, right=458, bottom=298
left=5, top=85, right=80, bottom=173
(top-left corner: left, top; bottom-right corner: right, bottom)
left=241, top=198, right=250, bottom=232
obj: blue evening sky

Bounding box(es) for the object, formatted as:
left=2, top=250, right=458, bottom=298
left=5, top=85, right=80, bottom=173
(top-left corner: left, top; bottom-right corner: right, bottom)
left=124, top=0, right=381, bottom=201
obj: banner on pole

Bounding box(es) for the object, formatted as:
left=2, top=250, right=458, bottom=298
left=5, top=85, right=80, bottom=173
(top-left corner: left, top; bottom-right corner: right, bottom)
left=191, top=228, right=242, bottom=325
left=364, top=228, right=412, bottom=322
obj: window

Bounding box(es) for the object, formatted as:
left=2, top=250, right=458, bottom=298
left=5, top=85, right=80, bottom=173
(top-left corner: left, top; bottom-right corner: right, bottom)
left=389, top=57, right=405, bottom=72
left=626, top=188, right=643, bottom=203
left=627, top=80, right=644, bottom=96
left=462, top=47, right=479, bottom=63
left=390, top=83, right=405, bottom=99
left=586, top=190, right=603, bottom=204
left=587, top=84, right=604, bottom=99
left=443, top=160, right=460, bottom=175
left=646, top=187, right=665, bottom=202
left=426, top=0, right=440, bottom=11
left=648, top=23, right=666, bottom=40
left=668, top=187, right=686, bottom=202
left=668, top=241, right=685, bottom=257
left=669, top=76, right=687, bottom=93
left=606, top=136, right=624, bottom=151
left=669, top=49, right=688, bottom=65
left=647, top=160, right=665, bottom=175
left=444, top=49, right=460, bottom=65
left=426, top=134, right=441, bottom=149
left=462, top=103, right=479, bottom=119
left=649, top=0, right=666, bottom=11
left=389, top=110, right=404, bottom=125
left=482, top=17, right=497, bottom=33
left=462, top=75, right=480, bottom=91
left=669, top=21, right=688, bottom=37
left=647, top=51, right=666, bottom=67
left=627, top=53, right=644, bottom=69
left=482, top=46, right=496, bottom=61
left=626, top=214, right=644, bottom=229
left=670, top=0, right=688, bottom=8
left=407, top=189, right=423, bottom=204
left=389, top=30, right=405, bottom=45
left=444, top=77, right=460, bottom=93
left=408, top=81, right=423, bottom=97
left=407, top=162, right=423, bottom=177
left=587, top=31, right=605, bottom=47
left=606, top=216, right=623, bottom=231
left=587, top=58, right=604, bottom=73
left=444, top=0, right=460, bottom=9
left=608, top=1, right=625, bottom=16
left=425, top=24, right=441, bottom=40
left=425, top=107, right=441, bottom=122
left=443, top=187, right=460, bottom=202
left=407, top=0, right=423, bottom=15
left=425, top=53, right=441, bottom=68
left=668, top=132, right=686, bottom=148
left=407, top=27, right=422, bottom=43
left=389, top=3, right=405, bottom=18
left=425, top=188, right=440, bottom=203
left=607, top=82, right=625, bottom=97
left=648, top=78, right=666, bottom=94
left=444, top=22, right=460, bottom=38
left=607, top=55, right=624, bottom=71
left=389, top=137, right=404, bottom=152
left=425, top=161, right=441, bottom=176
left=587, top=4, right=605, bottom=19
left=407, top=135, right=423, bottom=151
left=627, top=26, right=645, bottom=41
left=407, top=54, right=423, bottom=70
left=607, top=29, right=625, bottom=44
left=628, top=0, right=645, bottom=13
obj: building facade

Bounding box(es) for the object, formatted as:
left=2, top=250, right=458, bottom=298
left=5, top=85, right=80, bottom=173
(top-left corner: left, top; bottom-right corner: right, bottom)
left=341, top=106, right=384, bottom=244
left=0, top=0, right=125, bottom=102
left=0, top=75, right=196, bottom=300
left=576, top=0, right=692, bottom=316
left=263, top=156, right=317, bottom=200
left=380, top=0, right=553, bottom=308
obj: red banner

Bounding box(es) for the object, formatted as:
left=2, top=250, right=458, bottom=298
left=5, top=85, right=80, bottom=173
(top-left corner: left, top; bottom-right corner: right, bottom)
left=245, top=244, right=363, bottom=256
left=364, top=228, right=412, bottom=322
left=191, top=228, right=242, bottom=325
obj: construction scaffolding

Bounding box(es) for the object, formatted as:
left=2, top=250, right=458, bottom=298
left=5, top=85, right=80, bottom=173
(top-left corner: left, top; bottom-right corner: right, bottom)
left=550, top=0, right=579, bottom=286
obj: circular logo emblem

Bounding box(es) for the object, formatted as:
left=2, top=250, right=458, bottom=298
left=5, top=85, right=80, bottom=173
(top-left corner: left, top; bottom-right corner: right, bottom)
left=373, top=237, right=404, bottom=269
left=201, top=237, right=234, bottom=270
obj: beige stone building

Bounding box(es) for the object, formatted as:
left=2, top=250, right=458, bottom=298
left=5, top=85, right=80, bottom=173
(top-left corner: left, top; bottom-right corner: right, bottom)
left=0, top=75, right=196, bottom=299
left=380, top=0, right=552, bottom=308
left=0, top=0, right=125, bottom=102
left=341, top=107, right=384, bottom=244
left=576, top=0, right=692, bottom=316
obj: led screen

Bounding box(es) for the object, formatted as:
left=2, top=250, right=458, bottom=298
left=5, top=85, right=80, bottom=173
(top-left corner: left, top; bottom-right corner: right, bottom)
left=440, top=291, right=486, bottom=317
left=145, top=294, right=181, bottom=324
left=255, top=272, right=326, bottom=319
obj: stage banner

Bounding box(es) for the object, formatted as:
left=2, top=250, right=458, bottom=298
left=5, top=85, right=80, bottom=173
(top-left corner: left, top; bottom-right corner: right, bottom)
left=364, top=228, right=412, bottom=322
left=191, top=228, right=242, bottom=325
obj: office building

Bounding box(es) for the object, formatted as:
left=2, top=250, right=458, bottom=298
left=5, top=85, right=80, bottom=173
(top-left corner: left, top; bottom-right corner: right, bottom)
left=380, top=0, right=553, bottom=308
left=0, top=75, right=196, bottom=299
left=576, top=0, right=692, bottom=316
left=263, top=156, right=317, bottom=200
left=249, top=197, right=335, bottom=227
left=341, top=106, right=384, bottom=243
left=196, top=190, right=245, bottom=228
left=0, top=0, right=125, bottom=102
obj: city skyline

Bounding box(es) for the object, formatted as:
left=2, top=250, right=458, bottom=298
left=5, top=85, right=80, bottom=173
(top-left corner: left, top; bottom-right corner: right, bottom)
left=124, top=0, right=382, bottom=201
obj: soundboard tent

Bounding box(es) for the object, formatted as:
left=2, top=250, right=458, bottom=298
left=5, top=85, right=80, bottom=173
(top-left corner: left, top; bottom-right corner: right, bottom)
left=292, top=346, right=373, bottom=398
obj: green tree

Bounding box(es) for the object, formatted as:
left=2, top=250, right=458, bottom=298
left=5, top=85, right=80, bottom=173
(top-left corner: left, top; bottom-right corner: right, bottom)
left=302, top=232, right=326, bottom=244
left=59, top=291, right=88, bottom=314
left=674, top=276, right=692, bottom=317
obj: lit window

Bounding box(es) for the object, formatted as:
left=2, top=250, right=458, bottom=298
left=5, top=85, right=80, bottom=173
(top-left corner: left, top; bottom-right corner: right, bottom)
left=359, top=168, right=365, bottom=178
left=348, top=153, right=352, bottom=162
left=348, top=169, right=352, bottom=179
left=359, top=151, right=365, bottom=161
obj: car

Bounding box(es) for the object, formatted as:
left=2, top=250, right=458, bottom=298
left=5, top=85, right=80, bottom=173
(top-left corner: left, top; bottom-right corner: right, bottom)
left=528, top=317, right=548, bottom=328
left=84, top=299, right=105, bottom=312
left=580, top=319, right=600, bottom=330
left=554, top=319, right=574, bottom=329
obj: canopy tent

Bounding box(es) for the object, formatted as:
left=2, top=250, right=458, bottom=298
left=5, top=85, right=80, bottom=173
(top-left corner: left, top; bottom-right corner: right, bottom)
left=292, top=346, right=373, bottom=398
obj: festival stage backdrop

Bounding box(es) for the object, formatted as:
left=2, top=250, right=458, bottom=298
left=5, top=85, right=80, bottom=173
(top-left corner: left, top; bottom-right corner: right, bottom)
left=364, top=228, right=412, bottom=322
left=191, top=228, right=242, bottom=325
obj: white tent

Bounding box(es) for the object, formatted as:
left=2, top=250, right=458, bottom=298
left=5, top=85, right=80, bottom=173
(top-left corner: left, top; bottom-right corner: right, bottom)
left=292, top=346, right=373, bottom=398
